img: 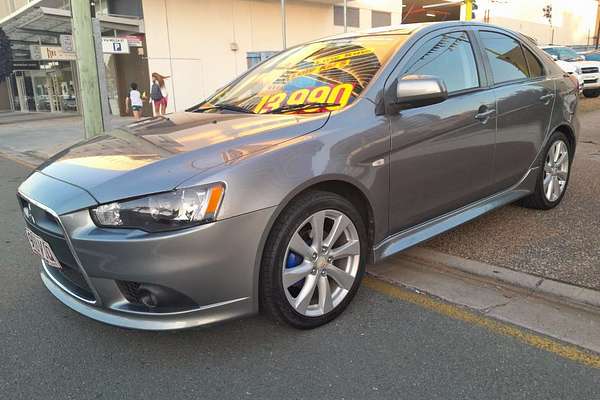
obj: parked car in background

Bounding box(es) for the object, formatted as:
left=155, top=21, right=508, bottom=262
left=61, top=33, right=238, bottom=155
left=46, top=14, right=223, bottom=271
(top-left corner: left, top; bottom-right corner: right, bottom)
left=541, top=45, right=600, bottom=98
left=578, top=50, right=600, bottom=62
left=554, top=59, right=584, bottom=92
left=18, top=22, right=579, bottom=331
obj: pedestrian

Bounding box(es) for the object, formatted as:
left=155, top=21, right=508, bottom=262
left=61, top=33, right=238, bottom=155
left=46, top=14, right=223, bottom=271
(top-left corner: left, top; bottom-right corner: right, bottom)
left=125, top=82, right=144, bottom=121
left=150, top=72, right=169, bottom=116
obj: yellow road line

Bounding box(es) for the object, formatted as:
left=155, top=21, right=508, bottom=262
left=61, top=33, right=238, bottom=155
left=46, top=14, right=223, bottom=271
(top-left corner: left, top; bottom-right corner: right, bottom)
left=0, top=152, right=36, bottom=169
left=364, top=276, right=600, bottom=369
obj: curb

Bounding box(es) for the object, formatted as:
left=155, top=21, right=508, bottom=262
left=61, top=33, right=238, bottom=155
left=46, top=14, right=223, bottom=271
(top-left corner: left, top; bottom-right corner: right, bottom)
left=0, top=151, right=39, bottom=169
left=0, top=113, right=79, bottom=126
left=401, top=247, right=600, bottom=310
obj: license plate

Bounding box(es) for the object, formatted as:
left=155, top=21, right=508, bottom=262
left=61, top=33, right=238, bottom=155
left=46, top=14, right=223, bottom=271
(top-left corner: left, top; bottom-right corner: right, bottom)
left=25, top=228, right=62, bottom=269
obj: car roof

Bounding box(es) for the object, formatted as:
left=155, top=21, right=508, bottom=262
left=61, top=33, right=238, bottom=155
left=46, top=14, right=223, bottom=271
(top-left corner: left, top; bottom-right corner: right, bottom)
left=317, top=21, right=528, bottom=42
left=540, top=45, right=572, bottom=49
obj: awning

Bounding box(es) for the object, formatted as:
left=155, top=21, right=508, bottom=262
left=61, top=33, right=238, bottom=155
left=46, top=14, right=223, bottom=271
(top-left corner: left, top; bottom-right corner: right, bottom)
left=0, top=0, right=144, bottom=60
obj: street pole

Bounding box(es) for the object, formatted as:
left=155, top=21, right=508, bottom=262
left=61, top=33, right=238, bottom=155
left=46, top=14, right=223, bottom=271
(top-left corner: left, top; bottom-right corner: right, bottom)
left=596, top=1, right=600, bottom=49
left=281, top=0, right=286, bottom=49
left=464, top=0, right=473, bottom=21
left=70, top=0, right=105, bottom=138
left=344, top=0, right=347, bottom=33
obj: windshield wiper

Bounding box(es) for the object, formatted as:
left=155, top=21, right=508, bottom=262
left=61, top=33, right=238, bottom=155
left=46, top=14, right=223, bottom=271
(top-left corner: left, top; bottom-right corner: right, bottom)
left=265, top=102, right=341, bottom=114
left=195, top=103, right=255, bottom=114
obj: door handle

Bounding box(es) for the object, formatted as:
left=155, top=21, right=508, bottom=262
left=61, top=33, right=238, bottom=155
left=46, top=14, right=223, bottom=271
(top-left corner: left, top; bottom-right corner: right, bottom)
left=475, top=108, right=496, bottom=123
left=540, top=93, right=555, bottom=104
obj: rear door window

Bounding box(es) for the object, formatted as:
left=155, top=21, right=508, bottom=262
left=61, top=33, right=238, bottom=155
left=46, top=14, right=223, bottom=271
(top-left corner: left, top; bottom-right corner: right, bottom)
left=480, top=31, right=529, bottom=84
left=402, top=31, right=480, bottom=93
left=523, top=47, right=544, bottom=78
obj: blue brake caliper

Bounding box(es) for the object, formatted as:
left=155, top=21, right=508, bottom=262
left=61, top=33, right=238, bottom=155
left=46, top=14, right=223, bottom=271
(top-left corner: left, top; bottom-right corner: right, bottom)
left=286, top=251, right=303, bottom=269
left=285, top=251, right=305, bottom=289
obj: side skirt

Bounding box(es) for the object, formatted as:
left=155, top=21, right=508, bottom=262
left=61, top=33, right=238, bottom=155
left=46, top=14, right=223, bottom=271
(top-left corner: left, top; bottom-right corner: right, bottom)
left=372, top=167, right=539, bottom=262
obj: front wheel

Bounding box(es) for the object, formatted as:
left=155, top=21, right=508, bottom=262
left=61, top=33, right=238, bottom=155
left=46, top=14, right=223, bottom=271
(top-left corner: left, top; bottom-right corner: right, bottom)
left=260, top=191, right=367, bottom=329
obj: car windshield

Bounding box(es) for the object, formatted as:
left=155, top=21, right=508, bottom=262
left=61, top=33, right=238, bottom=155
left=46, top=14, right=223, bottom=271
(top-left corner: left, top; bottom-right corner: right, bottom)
left=194, top=35, right=407, bottom=114
left=543, top=46, right=580, bottom=61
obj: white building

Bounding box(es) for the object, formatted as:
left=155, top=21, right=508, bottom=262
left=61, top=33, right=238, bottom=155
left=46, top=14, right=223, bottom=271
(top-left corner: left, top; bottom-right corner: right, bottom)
left=1, top=0, right=599, bottom=115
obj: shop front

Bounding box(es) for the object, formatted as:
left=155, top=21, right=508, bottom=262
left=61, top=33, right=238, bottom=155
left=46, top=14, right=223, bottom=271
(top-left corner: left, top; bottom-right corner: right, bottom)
left=0, top=0, right=148, bottom=116
left=8, top=60, right=78, bottom=112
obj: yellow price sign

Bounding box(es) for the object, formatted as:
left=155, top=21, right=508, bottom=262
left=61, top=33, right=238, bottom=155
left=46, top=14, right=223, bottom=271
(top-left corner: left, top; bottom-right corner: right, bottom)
left=254, top=83, right=355, bottom=114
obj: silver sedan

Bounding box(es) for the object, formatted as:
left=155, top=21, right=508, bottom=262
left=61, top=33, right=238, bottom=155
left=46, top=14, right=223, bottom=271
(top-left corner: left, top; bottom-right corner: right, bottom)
left=19, top=21, right=579, bottom=330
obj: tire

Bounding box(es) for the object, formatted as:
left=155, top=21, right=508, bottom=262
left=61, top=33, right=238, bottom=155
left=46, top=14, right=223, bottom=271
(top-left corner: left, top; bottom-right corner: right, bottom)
left=583, top=89, right=600, bottom=98
left=520, top=131, right=572, bottom=210
left=260, top=190, right=368, bottom=329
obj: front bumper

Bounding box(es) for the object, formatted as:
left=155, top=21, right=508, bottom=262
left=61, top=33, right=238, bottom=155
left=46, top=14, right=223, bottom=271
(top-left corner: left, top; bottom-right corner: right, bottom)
left=18, top=173, right=276, bottom=330
left=40, top=261, right=255, bottom=330
left=582, top=72, right=600, bottom=89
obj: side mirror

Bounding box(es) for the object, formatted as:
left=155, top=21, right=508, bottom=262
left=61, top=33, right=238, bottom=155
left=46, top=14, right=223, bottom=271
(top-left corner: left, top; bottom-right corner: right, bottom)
left=393, top=75, right=448, bottom=110
left=551, top=54, right=559, bottom=61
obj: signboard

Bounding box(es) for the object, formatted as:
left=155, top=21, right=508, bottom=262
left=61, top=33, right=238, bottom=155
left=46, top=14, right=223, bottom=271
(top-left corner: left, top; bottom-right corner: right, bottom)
left=102, top=37, right=130, bottom=54
left=29, top=45, right=42, bottom=60
left=42, top=46, right=77, bottom=61
left=12, top=60, right=40, bottom=70
left=122, top=34, right=143, bottom=48
left=30, top=45, right=76, bottom=61
left=59, top=34, right=74, bottom=53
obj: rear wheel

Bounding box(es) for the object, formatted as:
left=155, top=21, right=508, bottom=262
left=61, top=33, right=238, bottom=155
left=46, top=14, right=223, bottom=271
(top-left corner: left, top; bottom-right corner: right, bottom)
left=260, top=191, right=367, bottom=329
left=520, top=131, right=572, bottom=210
left=583, top=89, right=600, bottom=98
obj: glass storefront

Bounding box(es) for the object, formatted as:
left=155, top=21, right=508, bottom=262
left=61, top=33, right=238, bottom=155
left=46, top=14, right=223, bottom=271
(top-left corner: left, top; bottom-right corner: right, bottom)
left=9, top=61, right=78, bottom=113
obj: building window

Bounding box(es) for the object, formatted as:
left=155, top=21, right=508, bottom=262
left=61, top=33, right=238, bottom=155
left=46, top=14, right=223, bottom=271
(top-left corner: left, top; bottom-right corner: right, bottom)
left=333, top=5, right=360, bottom=28
left=371, top=10, right=391, bottom=28
left=246, top=52, right=278, bottom=69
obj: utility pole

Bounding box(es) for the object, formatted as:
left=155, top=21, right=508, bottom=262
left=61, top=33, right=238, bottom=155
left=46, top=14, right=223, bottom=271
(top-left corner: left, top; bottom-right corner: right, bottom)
left=464, top=0, right=473, bottom=21
left=281, top=0, right=286, bottom=49
left=543, top=4, right=554, bottom=45
left=70, top=0, right=107, bottom=138
left=344, top=0, right=347, bottom=33
left=595, top=1, right=600, bottom=49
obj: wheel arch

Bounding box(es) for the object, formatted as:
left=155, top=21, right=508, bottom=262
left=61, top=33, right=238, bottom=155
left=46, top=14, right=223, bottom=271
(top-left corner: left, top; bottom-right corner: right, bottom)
left=553, top=123, right=577, bottom=155
left=263, top=175, right=376, bottom=260
left=252, top=176, right=377, bottom=310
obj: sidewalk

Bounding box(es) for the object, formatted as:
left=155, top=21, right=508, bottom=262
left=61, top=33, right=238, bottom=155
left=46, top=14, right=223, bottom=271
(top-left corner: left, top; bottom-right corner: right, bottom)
left=0, top=113, right=134, bottom=165
left=0, top=111, right=78, bottom=126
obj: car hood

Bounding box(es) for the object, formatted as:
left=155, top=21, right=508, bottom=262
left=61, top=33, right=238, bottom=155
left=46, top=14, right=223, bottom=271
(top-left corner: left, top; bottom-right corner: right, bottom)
left=38, top=111, right=329, bottom=204
left=579, top=60, right=600, bottom=67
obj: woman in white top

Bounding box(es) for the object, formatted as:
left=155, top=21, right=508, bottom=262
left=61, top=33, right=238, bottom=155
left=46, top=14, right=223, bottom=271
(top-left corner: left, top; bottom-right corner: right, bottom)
left=150, top=72, right=169, bottom=116
left=125, top=82, right=144, bottom=120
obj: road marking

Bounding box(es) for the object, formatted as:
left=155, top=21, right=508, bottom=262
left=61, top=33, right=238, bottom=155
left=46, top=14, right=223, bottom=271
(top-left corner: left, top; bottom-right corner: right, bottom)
left=364, top=276, right=600, bottom=369
left=0, top=152, right=36, bottom=169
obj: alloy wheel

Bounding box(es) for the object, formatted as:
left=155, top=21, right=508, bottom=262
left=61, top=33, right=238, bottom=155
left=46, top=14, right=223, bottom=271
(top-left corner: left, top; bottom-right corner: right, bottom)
left=282, top=209, right=361, bottom=317
left=543, top=139, right=569, bottom=202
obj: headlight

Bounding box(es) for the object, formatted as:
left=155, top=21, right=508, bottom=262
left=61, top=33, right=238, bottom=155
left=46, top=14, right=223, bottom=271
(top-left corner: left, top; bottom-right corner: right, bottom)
left=90, top=183, right=225, bottom=232
left=575, top=66, right=582, bottom=75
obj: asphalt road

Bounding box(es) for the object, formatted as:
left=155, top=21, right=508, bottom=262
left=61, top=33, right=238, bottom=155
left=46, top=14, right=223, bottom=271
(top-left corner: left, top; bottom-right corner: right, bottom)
left=1, top=158, right=599, bottom=399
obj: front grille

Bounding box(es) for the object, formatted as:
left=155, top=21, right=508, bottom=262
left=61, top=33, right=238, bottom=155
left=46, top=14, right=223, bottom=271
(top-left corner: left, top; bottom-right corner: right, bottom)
left=19, top=196, right=95, bottom=302
left=584, top=79, right=598, bottom=84
left=582, top=67, right=599, bottom=74
left=18, top=197, right=63, bottom=236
